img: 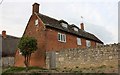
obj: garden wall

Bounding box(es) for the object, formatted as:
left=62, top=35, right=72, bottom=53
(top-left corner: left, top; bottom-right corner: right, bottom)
left=46, top=43, right=119, bottom=73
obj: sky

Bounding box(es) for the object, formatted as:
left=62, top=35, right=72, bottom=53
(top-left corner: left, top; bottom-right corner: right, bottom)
left=0, top=0, right=119, bottom=44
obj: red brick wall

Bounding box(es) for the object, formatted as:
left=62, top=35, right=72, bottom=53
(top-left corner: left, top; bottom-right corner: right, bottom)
left=15, top=14, right=46, bottom=67
left=91, top=41, right=96, bottom=47
left=45, top=28, right=96, bottom=51
left=45, top=28, right=79, bottom=51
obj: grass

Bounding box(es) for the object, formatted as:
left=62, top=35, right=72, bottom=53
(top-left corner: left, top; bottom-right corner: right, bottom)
left=2, top=66, right=48, bottom=75
left=3, top=67, right=25, bottom=73
left=1, top=65, right=117, bottom=75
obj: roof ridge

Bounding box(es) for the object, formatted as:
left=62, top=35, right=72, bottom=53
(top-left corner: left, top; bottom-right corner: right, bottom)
left=38, top=13, right=59, bottom=22
left=0, top=34, right=20, bottom=39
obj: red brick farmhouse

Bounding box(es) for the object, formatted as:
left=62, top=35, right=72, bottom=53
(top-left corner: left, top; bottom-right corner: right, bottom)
left=15, top=3, right=103, bottom=68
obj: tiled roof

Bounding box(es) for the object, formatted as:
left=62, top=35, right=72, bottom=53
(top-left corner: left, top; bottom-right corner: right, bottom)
left=38, top=13, right=103, bottom=44
left=0, top=35, right=20, bottom=57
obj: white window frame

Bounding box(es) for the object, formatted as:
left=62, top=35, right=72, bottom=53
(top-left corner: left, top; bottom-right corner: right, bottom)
left=35, top=19, right=38, bottom=25
left=86, top=40, right=91, bottom=47
left=74, top=27, right=78, bottom=32
left=77, top=38, right=81, bottom=45
left=61, top=23, right=68, bottom=28
left=58, top=33, right=66, bottom=42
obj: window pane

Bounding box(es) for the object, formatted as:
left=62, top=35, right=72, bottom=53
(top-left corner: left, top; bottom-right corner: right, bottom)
left=58, top=33, right=61, bottom=41
left=74, top=27, right=78, bottom=32
left=61, top=23, right=67, bottom=28
left=64, top=35, right=66, bottom=42
left=62, top=34, right=64, bottom=42
left=35, top=19, right=38, bottom=25
left=86, top=40, right=91, bottom=47
left=63, top=34, right=66, bottom=42
left=77, top=38, right=81, bottom=45
left=60, top=34, right=63, bottom=41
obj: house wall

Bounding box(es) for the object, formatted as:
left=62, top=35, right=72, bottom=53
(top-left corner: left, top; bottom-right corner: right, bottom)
left=45, top=28, right=96, bottom=51
left=15, top=14, right=46, bottom=68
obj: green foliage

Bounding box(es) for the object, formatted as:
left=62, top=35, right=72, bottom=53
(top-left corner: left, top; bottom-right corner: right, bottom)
left=18, top=36, right=37, bottom=71
left=2, top=67, right=26, bottom=75
left=18, top=36, right=37, bottom=56
left=2, top=67, right=48, bottom=74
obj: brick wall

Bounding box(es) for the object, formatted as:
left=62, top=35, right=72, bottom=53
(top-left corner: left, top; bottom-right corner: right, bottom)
left=15, top=14, right=46, bottom=68
left=45, top=28, right=96, bottom=51
left=46, top=43, right=119, bottom=72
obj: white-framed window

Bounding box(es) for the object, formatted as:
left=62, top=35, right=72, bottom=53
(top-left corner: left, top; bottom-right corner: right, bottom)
left=74, top=27, right=78, bottom=32
left=61, top=23, right=68, bottom=28
left=77, top=38, right=81, bottom=45
left=35, top=19, right=38, bottom=25
left=86, top=40, right=91, bottom=47
left=58, top=33, right=66, bottom=42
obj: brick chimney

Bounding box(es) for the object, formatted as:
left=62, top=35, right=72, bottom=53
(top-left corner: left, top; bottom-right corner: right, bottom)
left=32, top=3, right=40, bottom=14
left=2, top=30, right=6, bottom=38
left=80, top=23, right=84, bottom=30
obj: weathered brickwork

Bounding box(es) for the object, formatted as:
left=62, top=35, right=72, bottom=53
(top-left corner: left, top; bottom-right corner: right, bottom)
left=46, top=43, right=119, bottom=72
left=15, top=13, right=47, bottom=67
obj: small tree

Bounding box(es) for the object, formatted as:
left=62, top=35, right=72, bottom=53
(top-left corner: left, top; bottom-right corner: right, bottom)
left=18, top=36, right=37, bottom=71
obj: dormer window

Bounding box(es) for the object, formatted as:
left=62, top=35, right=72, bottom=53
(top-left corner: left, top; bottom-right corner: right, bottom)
left=59, top=20, right=68, bottom=28
left=35, top=19, right=38, bottom=25
left=61, top=23, right=68, bottom=28
left=74, top=27, right=78, bottom=32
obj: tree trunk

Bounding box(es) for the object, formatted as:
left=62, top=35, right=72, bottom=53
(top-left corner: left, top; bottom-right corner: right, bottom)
left=28, top=54, right=31, bottom=67
left=24, top=55, right=29, bottom=72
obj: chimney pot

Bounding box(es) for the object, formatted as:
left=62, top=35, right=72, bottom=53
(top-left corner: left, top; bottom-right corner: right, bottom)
left=32, top=3, right=40, bottom=14
left=80, top=23, right=84, bottom=30
left=2, top=30, right=6, bottom=38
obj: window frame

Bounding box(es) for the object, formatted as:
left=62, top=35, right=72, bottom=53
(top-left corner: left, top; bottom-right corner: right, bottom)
left=61, top=23, right=68, bottom=28
left=58, top=33, right=66, bottom=43
left=77, top=38, right=81, bottom=45
left=35, top=19, right=38, bottom=25
left=74, top=27, right=78, bottom=32
left=86, top=40, right=91, bottom=47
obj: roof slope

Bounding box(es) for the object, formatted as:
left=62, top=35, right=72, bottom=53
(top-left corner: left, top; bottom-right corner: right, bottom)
left=0, top=35, right=20, bottom=57
left=38, top=13, right=103, bottom=44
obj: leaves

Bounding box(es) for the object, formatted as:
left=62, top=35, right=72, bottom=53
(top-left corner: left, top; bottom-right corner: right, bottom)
left=18, top=36, right=37, bottom=56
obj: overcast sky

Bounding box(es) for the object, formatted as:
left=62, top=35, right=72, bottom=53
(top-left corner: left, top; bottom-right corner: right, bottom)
left=0, top=0, right=119, bottom=44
